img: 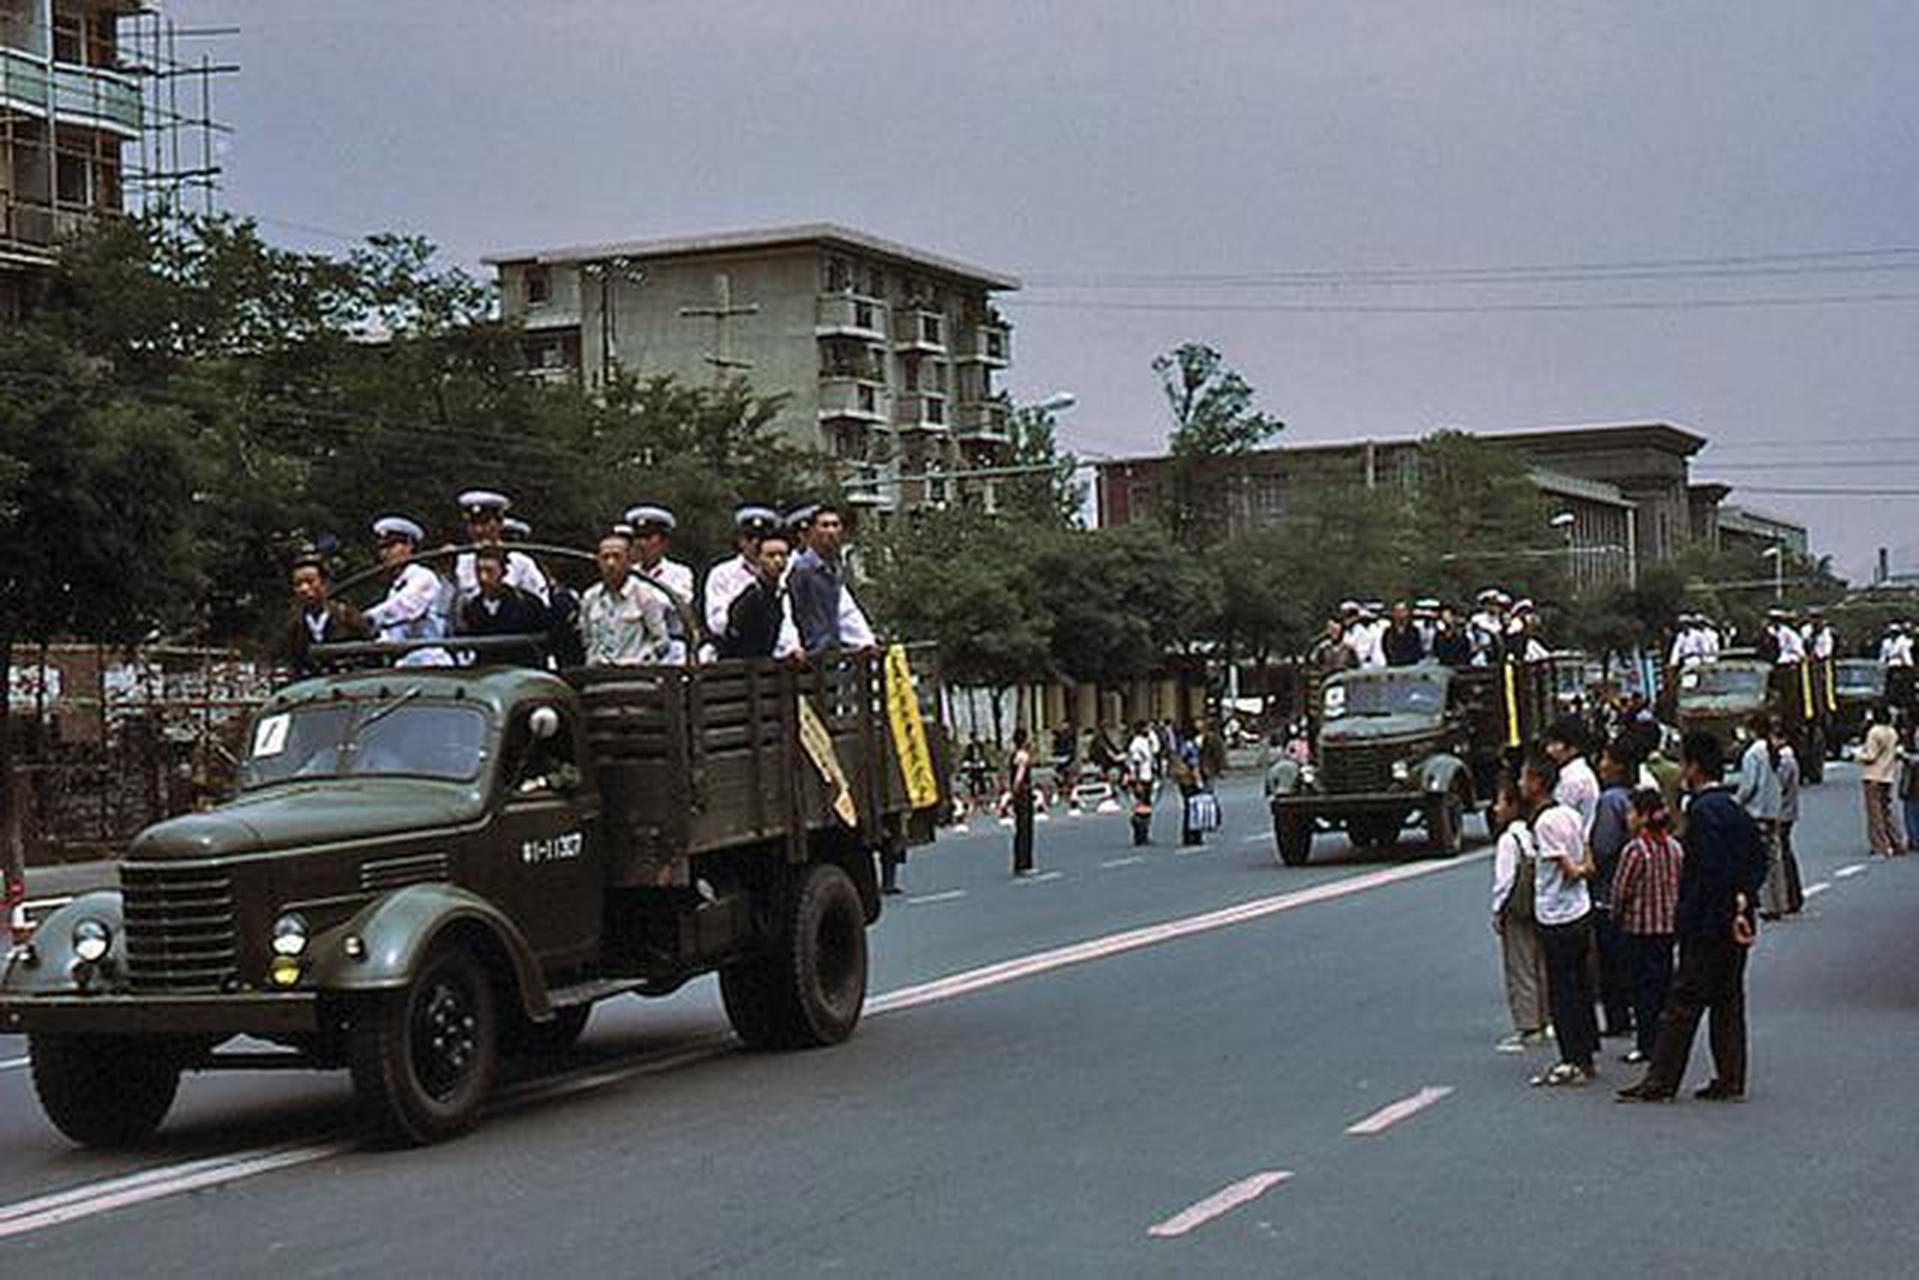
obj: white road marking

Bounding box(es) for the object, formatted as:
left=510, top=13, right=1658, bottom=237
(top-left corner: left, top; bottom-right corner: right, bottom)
left=1149, top=1171, right=1293, bottom=1238
left=0, top=849, right=1491, bottom=1241
left=870, top=850, right=1492, bottom=1016
left=1, top=1056, right=28, bottom=1072
left=906, top=890, right=967, bottom=905
left=1100, top=856, right=1147, bottom=869
left=1241, top=834, right=1271, bottom=844
left=1803, top=881, right=1831, bottom=898
left=1835, top=863, right=1869, bottom=879
left=1013, top=871, right=1064, bottom=886
left=1345, top=1085, right=1454, bottom=1135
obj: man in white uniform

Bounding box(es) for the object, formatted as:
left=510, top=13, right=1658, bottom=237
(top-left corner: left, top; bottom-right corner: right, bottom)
left=452, top=490, right=549, bottom=605
left=702, top=506, right=781, bottom=660
left=362, top=516, right=454, bottom=667
left=625, top=503, right=696, bottom=665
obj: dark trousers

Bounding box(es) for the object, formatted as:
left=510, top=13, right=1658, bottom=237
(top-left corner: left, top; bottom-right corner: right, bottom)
left=1012, top=788, right=1035, bottom=873
left=1539, top=915, right=1600, bottom=1070
left=1593, top=909, right=1635, bottom=1037
left=1779, top=822, right=1804, bottom=913
left=1624, top=931, right=1676, bottom=1057
left=1643, top=934, right=1749, bottom=1095
left=1179, top=786, right=1201, bottom=846
left=1131, top=783, right=1153, bottom=845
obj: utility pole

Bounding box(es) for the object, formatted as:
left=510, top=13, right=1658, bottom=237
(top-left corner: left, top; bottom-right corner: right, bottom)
left=678, top=272, right=759, bottom=385
left=581, top=257, right=643, bottom=388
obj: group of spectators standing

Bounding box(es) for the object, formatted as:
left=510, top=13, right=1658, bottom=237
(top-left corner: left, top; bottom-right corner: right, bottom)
left=1490, top=717, right=1771, bottom=1103
left=282, top=491, right=878, bottom=677
left=1308, top=589, right=1552, bottom=679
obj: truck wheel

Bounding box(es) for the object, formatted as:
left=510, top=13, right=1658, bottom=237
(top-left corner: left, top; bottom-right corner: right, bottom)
left=1429, top=791, right=1466, bottom=858
left=505, top=1004, right=592, bottom=1056
left=1273, top=815, right=1313, bottom=867
left=349, top=942, right=498, bottom=1144
left=720, top=862, right=867, bottom=1050
left=29, top=1033, right=180, bottom=1148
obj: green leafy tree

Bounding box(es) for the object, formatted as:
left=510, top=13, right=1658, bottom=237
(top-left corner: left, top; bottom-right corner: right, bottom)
left=999, top=403, right=1085, bottom=528
left=1152, top=343, right=1283, bottom=548
left=1403, top=430, right=1564, bottom=609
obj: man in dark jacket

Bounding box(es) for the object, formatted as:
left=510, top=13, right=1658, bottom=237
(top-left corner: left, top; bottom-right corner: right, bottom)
left=282, top=551, right=370, bottom=678
left=717, top=529, right=799, bottom=660
left=1382, top=601, right=1427, bottom=666
left=459, top=545, right=549, bottom=666
left=1618, top=730, right=1770, bottom=1102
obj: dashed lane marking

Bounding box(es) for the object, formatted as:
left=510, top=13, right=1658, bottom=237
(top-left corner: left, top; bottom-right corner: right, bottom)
left=1100, top=856, right=1148, bottom=869
left=1012, top=870, right=1064, bottom=886
left=1, top=1056, right=27, bottom=1073
left=906, top=890, right=968, bottom=906
left=1149, top=1171, right=1294, bottom=1238
left=1835, top=863, right=1869, bottom=879
left=1803, top=881, right=1831, bottom=898
left=1345, top=1085, right=1454, bottom=1135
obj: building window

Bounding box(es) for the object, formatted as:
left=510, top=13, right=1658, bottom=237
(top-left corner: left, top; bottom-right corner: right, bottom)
left=86, top=11, right=117, bottom=67
left=919, top=312, right=943, bottom=347
left=930, top=360, right=948, bottom=393
left=853, top=300, right=875, bottom=331
left=525, top=267, right=550, bottom=307
left=55, top=145, right=88, bottom=205
left=824, top=257, right=853, bottom=293
left=903, top=359, right=919, bottom=393
left=52, top=10, right=83, bottom=63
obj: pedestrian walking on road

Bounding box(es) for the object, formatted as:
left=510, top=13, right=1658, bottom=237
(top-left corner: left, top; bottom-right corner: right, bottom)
left=1589, top=746, right=1636, bottom=1040
left=1127, top=721, right=1157, bottom=846
left=1009, top=728, right=1036, bottom=877
left=1859, top=712, right=1902, bottom=857
left=1489, top=776, right=1550, bottom=1054
left=1733, top=715, right=1788, bottom=919
left=1543, top=718, right=1600, bottom=831
left=1611, top=789, right=1684, bottom=1064
left=1771, top=726, right=1805, bottom=915
left=1522, top=752, right=1600, bottom=1087
left=1618, top=731, right=1769, bottom=1104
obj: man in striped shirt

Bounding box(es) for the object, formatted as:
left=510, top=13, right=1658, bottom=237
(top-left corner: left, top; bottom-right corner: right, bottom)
left=1611, top=788, right=1685, bottom=1063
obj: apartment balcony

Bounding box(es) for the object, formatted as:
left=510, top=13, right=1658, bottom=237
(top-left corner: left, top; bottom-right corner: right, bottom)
left=893, top=391, right=948, bottom=433
left=815, top=292, right=887, bottom=341
left=818, top=375, right=886, bottom=424
left=893, top=307, right=946, bottom=354
left=0, top=50, right=142, bottom=137
left=957, top=322, right=1011, bottom=367
left=955, top=397, right=1011, bottom=444
left=842, top=461, right=895, bottom=509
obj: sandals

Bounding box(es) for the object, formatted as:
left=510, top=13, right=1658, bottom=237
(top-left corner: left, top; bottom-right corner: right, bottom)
left=1530, top=1062, right=1592, bottom=1087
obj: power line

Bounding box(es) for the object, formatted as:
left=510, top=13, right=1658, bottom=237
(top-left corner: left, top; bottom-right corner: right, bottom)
left=1007, top=291, right=1919, bottom=315
left=1024, top=260, right=1919, bottom=292
left=1702, top=460, right=1919, bottom=471
left=1728, top=486, right=1919, bottom=496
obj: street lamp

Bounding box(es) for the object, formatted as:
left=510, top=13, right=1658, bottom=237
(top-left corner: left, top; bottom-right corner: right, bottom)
left=1030, top=391, right=1077, bottom=415
left=1549, top=510, right=1577, bottom=588
left=1762, top=544, right=1786, bottom=601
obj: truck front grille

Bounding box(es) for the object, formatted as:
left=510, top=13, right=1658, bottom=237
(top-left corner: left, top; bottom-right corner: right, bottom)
left=122, top=865, right=239, bottom=992
left=1319, top=745, right=1393, bottom=794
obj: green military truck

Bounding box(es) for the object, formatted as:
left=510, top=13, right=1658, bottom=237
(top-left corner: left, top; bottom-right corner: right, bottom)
left=1264, top=658, right=1567, bottom=867
left=1673, top=654, right=1827, bottom=784
left=1828, top=658, right=1889, bottom=752
left=1, top=644, right=950, bottom=1147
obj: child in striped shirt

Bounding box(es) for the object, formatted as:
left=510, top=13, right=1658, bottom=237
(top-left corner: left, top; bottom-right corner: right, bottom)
left=1612, top=788, right=1685, bottom=1063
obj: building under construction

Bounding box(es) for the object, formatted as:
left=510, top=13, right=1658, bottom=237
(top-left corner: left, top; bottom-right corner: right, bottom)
left=0, top=0, right=228, bottom=318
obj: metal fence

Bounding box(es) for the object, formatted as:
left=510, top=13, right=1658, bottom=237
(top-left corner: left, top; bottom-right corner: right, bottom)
left=7, top=644, right=272, bottom=862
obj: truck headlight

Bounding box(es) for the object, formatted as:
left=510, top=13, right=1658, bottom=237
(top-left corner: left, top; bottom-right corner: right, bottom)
left=1391, top=760, right=1413, bottom=783
left=72, top=917, right=112, bottom=963
left=1299, top=764, right=1318, bottom=786
left=270, top=912, right=310, bottom=958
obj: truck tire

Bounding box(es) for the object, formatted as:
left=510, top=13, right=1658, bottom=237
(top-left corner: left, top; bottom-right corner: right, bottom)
left=505, top=1004, right=592, bottom=1056
left=29, top=1033, right=181, bottom=1148
left=1429, top=790, right=1466, bottom=858
left=720, top=862, right=867, bottom=1050
left=349, top=942, right=498, bottom=1144
left=1273, top=814, right=1313, bottom=867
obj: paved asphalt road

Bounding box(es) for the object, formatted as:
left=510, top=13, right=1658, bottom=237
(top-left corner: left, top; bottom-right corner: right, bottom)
left=3, top=764, right=1915, bottom=1276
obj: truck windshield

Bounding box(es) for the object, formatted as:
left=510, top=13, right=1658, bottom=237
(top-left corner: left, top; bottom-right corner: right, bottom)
left=239, top=702, right=491, bottom=788
left=1678, top=667, right=1767, bottom=699
left=1837, top=662, right=1885, bottom=694
left=1325, top=678, right=1444, bottom=719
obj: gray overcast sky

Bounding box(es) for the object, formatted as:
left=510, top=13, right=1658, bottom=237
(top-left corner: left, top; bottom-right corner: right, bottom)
left=169, top=0, right=1919, bottom=578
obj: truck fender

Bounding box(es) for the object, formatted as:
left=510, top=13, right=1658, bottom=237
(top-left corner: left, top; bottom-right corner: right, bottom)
left=2, top=890, right=126, bottom=997
left=1419, top=754, right=1473, bottom=806
left=308, top=884, right=551, bottom=1021
left=1265, top=757, right=1303, bottom=802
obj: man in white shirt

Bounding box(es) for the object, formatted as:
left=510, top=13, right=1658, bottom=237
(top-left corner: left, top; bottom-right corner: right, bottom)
left=1769, top=609, right=1806, bottom=666
left=1521, top=751, right=1598, bottom=1085
left=362, top=515, right=454, bottom=667
left=1126, top=722, right=1158, bottom=846
left=1469, top=589, right=1509, bottom=667
left=1801, top=608, right=1835, bottom=661
left=1543, top=718, right=1601, bottom=832
left=451, top=490, right=549, bottom=605
left=1347, top=604, right=1386, bottom=669
left=577, top=533, right=670, bottom=667
left=624, top=504, right=696, bottom=664
left=1880, top=624, right=1914, bottom=667
left=702, top=505, right=780, bottom=659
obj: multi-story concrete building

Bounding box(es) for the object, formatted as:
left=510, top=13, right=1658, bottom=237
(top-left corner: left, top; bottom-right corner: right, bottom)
left=0, top=0, right=143, bottom=318
left=486, top=223, right=1020, bottom=513
left=1094, top=421, right=1807, bottom=590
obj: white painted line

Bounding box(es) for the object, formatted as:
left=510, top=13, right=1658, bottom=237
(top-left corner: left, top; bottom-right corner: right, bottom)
left=1013, top=870, right=1063, bottom=885
left=1100, top=856, right=1147, bottom=869
left=1242, top=834, right=1271, bottom=844
left=1345, top=1085, right=1455, bottom=1136
left=1149, top=1171, right=1293, bottom=1238
left=1803, top=881, right=1830, bottom=898
left=871, top=850, right=1492, bottom=1016
left=906, top=890, right=967, bottom=906
left=1835, top=863, right=1869, bottom=879
left=1, top=1056, right=28, bottom=1072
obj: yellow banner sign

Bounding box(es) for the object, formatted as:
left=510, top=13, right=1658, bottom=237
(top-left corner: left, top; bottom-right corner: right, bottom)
left=797, top=696, right=858, bottom=828
left=884, top=645, right=941, bottom=810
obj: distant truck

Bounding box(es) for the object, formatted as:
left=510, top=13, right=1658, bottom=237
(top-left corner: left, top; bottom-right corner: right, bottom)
left=1673, top=655, right=1827, bottom=784
left=1264, top=657, right=1574, bottom=867
left=1, top=643, right=950, bottom=1147
left=1828, top=658, right=1889, bottom=752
